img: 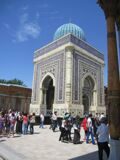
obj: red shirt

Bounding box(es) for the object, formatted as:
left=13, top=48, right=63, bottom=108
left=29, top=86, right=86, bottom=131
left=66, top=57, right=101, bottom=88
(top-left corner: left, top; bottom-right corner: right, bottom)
left=23, top=116, right=28, bottom=124
left=81, top=118, right=88, bottom=131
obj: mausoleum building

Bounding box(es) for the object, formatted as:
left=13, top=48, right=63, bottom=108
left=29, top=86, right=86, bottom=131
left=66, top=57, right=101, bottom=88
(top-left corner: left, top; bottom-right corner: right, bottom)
left=30, top=23, right=106, bottom=117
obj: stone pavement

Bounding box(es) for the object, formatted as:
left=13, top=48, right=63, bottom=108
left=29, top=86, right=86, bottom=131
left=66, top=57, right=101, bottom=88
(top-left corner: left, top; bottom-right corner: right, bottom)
left=0, top=126, right=101, bottom=160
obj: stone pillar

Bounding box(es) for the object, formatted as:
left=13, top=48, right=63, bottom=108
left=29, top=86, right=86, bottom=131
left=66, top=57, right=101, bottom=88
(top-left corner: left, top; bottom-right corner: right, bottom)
left=98, top=1, right=120, bottom=159
left=65, top=46, right=73, bottom=105
left=39, top=88, right=43, bottom=105
left=93, top=90, right=96, bottom=106
left=106, top=14, right=120, bottom=140
left=31, top=63, right=37, bottom=103
left=98, top=0, right=120, bottom=139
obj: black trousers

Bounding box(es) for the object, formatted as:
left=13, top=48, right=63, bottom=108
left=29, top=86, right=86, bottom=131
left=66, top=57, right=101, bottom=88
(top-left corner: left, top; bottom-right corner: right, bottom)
left=30, top=123, right=34, bottom=134
left=52, top=120, right=57, bottom=132
left=73, top=129, right=80, bottom=144
left=59, top=127, right=66, bottom=141
left=98, top=142, right=110, bottom=160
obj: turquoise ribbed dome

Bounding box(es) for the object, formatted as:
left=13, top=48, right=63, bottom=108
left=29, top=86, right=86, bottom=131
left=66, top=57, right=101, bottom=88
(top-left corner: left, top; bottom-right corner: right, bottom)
left=54, top=23, right=86, bottom=41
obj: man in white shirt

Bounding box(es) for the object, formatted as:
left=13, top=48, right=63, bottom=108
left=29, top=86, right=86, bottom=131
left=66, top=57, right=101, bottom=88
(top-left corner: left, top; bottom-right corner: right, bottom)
left=52, top=111, right=57, bottom=132
left=99, top=113, right=105, bottom=121
left=96, top=117, right=110, bottom=160
left=86, top=114, right=95, bottom=144
left=39, top=112, right=44, bottom=128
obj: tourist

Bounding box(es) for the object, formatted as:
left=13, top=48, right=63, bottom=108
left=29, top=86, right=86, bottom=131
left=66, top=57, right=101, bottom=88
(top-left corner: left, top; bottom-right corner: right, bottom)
left=39, top=112, right=44, bottom=128
left=30, top=113, right=35, bottom=134
left=59, top=117, right=66, bottom=142
left=86, top=114, right=95, bottom=144
left=60, top=113, right=72, bottom=142
left=9, top=112, right=16, bottom=137
left=22, top=113, right=28, bottom=134
left=4, top=111, right=10, bottom=136
left=49, top=112, right=53, bottom=129
left=96, top=117, right=110, bottom=160
left=81, top=114, right=88, bottom=141
left=16, top=112, right=23, bottom=134
left=99, top=113, right=105, bottom=121
left=27, top=113, right=30, bottom=132
left=52, top=111, right=57, bottom=132
left=73, top=123, right=81, bottom=144
left=0, top=112, right=4, bottom=135
left=75, top=115, right=81, bottom=129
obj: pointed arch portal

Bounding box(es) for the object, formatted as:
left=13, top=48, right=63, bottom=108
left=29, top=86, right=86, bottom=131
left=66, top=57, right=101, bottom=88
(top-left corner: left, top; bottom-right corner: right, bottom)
left=82, top=76, right=95, bottom=114
left=41, top=75, right=55, bottom=114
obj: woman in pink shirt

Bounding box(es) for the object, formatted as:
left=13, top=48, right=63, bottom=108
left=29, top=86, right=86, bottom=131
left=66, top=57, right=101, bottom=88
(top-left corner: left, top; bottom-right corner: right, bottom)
left=23, top=113, right=28, bottom=134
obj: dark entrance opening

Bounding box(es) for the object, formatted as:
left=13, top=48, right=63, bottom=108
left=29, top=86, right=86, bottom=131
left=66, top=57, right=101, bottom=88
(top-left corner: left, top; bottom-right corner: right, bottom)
left=82, top=76, right=94, bottom=115
left=83, top=94, right=89, bottom=114
left=42, top=76, right=55, bottom=112
left=46, top=79, right=54, bottom=110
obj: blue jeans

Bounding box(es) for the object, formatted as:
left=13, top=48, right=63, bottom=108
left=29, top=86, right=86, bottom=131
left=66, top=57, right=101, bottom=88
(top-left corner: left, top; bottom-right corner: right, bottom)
left=40, top=121, right=44, bottom=128
left=86, top=128, right=95, bottom=144
left=23, top=123, right=28, bottom=134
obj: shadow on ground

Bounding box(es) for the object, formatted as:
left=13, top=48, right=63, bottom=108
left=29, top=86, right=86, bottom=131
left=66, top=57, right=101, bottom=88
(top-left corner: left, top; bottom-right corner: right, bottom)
left=69, top=151, right=98, bottom=160
left=0, top=155, right=6, bottom=160
left=0, top=139, right=6, bottom=143
left=33, top=132, right=40, bottom=134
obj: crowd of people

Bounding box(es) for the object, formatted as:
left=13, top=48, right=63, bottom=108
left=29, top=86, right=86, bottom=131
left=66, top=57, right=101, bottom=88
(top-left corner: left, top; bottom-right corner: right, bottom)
left=49, top=111, right=110, bottom=160
left=0, top=109, right=110, bottom=160
left=0, top=109, right=36, bottom=137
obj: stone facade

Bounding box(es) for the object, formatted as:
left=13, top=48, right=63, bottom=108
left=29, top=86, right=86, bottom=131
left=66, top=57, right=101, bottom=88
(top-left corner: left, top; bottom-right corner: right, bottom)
left=0, top=84, right=31, bottom=113
left=30, top=34, right=106, bottom=117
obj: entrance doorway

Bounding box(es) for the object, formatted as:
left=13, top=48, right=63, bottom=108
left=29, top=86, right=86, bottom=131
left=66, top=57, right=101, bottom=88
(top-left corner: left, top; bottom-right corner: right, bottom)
left=82, top=94, right=89, bottom=114
left=42, top=75, right=55, bottom=114
left=82, top=76, right=94, bottom=114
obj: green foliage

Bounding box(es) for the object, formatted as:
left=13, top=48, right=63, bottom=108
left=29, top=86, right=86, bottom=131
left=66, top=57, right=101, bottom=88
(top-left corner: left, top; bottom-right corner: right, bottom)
left=0, top=78, right=26, bottom=86
left=0, top=79, right=7, bottom=83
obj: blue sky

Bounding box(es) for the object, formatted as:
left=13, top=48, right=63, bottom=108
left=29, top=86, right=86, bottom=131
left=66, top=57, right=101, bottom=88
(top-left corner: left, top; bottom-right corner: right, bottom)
left=0, top=0, right=108, bottom=88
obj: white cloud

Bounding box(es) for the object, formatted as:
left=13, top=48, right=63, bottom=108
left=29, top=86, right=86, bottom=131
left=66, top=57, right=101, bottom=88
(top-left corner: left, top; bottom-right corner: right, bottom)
left=21, top=6, right=29, bottom=11
left=16, top=23, right=40, bottom=42
left=3, top=23, right=10, bottom=29
left=15, top=13, right=41, bottom=42
left=20, top=13, right=28, bottom=24
left=36, top=12, right=40, bottom=19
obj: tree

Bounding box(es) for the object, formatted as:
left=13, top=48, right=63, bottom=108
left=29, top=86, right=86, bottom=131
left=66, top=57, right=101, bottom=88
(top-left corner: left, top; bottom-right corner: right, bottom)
left=0, top=79, right=7, bottom=83
left=0, top=78, right=26, bottom=86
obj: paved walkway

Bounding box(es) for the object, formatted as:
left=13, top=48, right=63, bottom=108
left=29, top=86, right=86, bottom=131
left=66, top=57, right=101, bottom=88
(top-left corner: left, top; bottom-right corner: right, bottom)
left=0, top=126, right=101, bottom=160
